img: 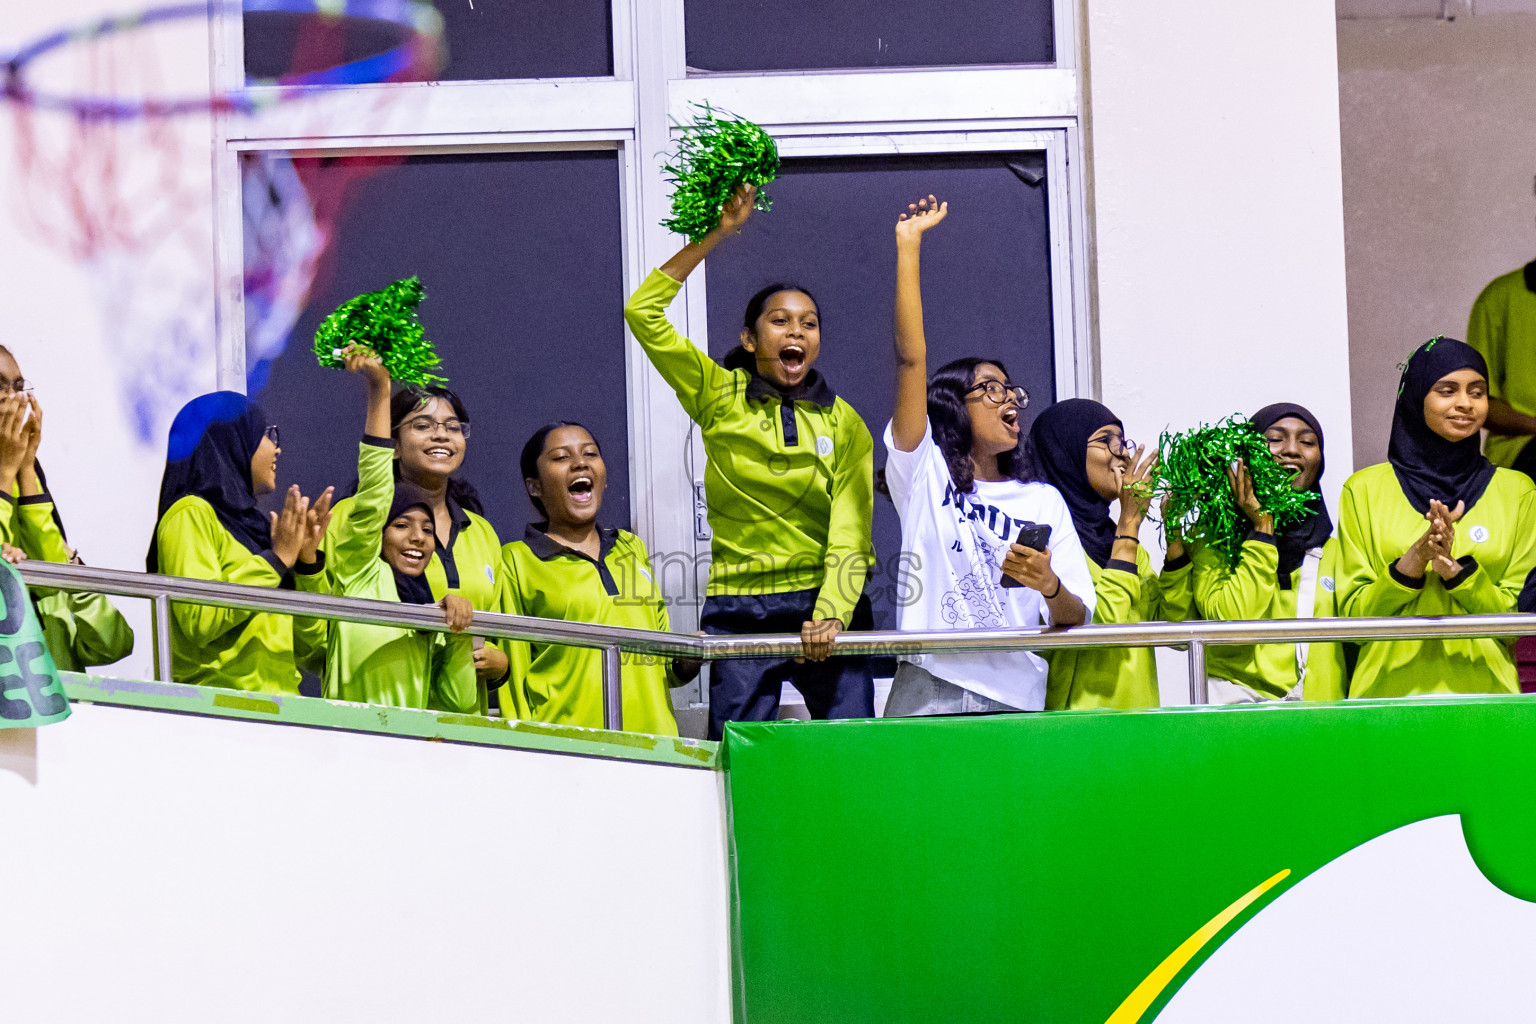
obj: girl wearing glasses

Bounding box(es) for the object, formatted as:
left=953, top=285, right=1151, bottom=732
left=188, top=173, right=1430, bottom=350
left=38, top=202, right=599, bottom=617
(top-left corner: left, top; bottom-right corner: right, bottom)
left=149, top=392, right=331, bottom=692
left=495, top=421, right=695, bottom=734
left=0, top=346, right=134, bottom=672
left=1027, top=400, right=1192, bottom=709
left=1333, top=340, right=1536, bottom=698
left=1188, top=403, right=1346, bottom=702
left=317, top=348, right=478, bottom=712
left=323, top=383, right=509, bottom=702
left=882, top=196, right=1094, bottom=716
left=623, top=185, right=876, bottom=741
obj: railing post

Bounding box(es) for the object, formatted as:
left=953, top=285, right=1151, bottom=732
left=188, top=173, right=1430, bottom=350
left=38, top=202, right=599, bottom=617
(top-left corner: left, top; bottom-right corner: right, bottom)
left=602, top=644, right=623, bottom=732
left=151, top=593, right=174, bottom=683
left=1187, top=639, right=1208, bottom=706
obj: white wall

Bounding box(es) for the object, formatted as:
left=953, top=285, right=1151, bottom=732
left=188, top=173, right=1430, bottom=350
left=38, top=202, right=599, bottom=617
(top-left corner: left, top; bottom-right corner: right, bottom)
left=1337, top=13, right=1536, bottom=468
left=0, top=2, right=222, bottom=680
left=1080, top=0, right=1354, bottom=701
left=0, top=705, right=731, bottom=1023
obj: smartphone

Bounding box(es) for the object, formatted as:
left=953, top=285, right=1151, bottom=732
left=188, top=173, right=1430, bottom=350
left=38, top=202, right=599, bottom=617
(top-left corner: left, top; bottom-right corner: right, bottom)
left=1000, top=522, right=1051, bottom=590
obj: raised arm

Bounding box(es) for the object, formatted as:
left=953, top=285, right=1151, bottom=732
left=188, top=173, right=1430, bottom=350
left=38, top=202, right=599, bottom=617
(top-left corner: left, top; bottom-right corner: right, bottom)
left=658, top=184, right=757, bottom=284
left=328, top=347, right=396, bottom=576
left=891, top=195, right=948, bottom=452
left=623, top=188, right=756, bottom=426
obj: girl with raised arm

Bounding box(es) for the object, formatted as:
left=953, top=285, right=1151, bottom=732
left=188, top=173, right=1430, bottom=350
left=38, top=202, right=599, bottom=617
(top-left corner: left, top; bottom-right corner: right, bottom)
left=0, top=347, right=133, bottom=671
left=497, top=422, right=693, bottom=734
left=324, top=385, right=508, bottom=697
left=623, top=185, right=876, bottom=740
left=881, top=195, right=1094, bottom=716
left=149, top=392, right=331, bottom=693
left=1335, top=339, right=1536, bottom=697
left=320, top=348, right=477, bottom=713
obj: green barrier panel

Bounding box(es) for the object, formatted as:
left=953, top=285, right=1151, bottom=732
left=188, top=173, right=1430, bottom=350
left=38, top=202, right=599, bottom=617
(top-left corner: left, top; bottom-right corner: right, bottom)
left=722, top=697, right=1536, bottom=1023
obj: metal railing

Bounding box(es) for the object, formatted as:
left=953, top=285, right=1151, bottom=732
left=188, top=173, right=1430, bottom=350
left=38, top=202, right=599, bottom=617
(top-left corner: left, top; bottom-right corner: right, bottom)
left=19, top=560, right=1536, bottom=728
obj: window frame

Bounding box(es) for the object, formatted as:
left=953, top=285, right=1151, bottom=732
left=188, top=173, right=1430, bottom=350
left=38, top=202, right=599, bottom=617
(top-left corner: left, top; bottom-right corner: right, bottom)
left=208, top=0, right=1090, bottom=673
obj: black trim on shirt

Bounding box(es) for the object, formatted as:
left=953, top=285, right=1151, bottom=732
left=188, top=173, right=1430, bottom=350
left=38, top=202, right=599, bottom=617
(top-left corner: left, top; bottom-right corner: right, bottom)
left=436, top=496, right=473, bottom=588
left=1163, top=551, right=1191, bottom=572
left=1388, top=561, right=1426, bottom=590
left=17, top=493, right=51, bottom=506
left=1443, top=555, right=1479, bottom=590
left=743, top=370, right=837, bottom=450
left=1246, top=530, right=1277, bottom=546
left=523, top=524, right=622, bottom=597
left=259, top=549, right=297, bottom=589
left=294, top=550, right=326, bottom=576
left=1105, top=558, right=1140, bottom=576
left=362, top=434, right=397, bottom=449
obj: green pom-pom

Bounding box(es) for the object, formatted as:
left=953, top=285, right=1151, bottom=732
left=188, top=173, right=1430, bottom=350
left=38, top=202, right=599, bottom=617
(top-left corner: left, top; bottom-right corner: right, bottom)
left=1156, top=414, right=1319, bottom=569
left=312, top=277, right=447, bottom=388
left=660, top=102, right=780, bottom=243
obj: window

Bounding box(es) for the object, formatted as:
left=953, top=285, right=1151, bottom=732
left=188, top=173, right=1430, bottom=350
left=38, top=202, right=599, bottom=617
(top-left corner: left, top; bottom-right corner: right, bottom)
left=243, top=0, right=614, bottom=83
left=244, top=150, right=630, bottom=533
left=212, top=0, right=1088, bottom=718
left=684, top=0, right=1054, bottom=73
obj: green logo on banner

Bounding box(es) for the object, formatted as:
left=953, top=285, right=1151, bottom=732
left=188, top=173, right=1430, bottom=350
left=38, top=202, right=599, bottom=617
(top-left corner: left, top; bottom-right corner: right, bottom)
left=0, top=560, right=68, bottom=728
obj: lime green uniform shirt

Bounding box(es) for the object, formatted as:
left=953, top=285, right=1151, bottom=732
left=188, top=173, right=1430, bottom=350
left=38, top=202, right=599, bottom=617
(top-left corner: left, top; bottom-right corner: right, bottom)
left=1468, top=266, right=1536, bottom=468
left=1334, top=462, right=1536, bottom=698
left=319, top=440, right=477, bottom=713
left=623, top=268, right=875, bottom=625
left=497, top=526, right=680, bottom=736
left=8, top=489, right=134, bottom=673
left=1045, top=547, right=1165, bottom=710
left=1190, top=533, right=1347, bottom=700
left=155, top=496, right=327, bottom=693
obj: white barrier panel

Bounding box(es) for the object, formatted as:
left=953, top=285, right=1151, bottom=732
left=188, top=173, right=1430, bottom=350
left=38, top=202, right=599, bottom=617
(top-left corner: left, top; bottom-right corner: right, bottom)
left=0, top=704, right=731, bottom=1023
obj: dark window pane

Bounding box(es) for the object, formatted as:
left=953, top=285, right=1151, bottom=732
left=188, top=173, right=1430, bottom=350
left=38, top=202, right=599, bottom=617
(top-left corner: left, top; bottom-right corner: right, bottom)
left=685, top=0, right=1052, bottom=72
left=243, top=150, right=629, bottom=538
left=245, top=0, right=612, bottom=83
left=703, top=152, right=1055, bottom=632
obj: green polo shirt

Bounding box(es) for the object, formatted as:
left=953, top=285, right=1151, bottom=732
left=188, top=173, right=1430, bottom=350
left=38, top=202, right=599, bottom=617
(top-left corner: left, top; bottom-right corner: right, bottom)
left=498, top=525, right=681, bottom=736
left=11, top=489, right=134, bottom=673
left=320, top=440, right=477, bottom=713
left=1190, top=534, right=1347, bottom=700
left=1334, top=462, right=1536, bottom=697
left=623, top=268, right=875, bottom=625
left=1468, top=263, right=1536, bottom=467
left=154, top=496, right=328, bottom=693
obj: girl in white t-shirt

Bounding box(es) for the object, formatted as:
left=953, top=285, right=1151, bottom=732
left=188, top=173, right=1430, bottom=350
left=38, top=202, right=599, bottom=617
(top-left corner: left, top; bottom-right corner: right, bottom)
left=882, top=195, right=1096, bottom=715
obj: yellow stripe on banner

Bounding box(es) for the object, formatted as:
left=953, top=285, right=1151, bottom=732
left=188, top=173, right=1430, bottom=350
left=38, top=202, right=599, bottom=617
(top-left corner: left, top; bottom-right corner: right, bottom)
left=1104, top=868, right=1291, bottom=1024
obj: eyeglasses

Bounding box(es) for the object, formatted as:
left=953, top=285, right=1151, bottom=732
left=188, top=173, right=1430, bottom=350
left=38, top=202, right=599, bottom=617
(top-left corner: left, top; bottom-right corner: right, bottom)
left=1089, top=433, right=1137, bottom=458
left=404, top=416, right=471, bottom=440
left=264, top=425, right=281, bottom=448
left=0, top=379, right=33, bottom=396
left=964, top=380, right=1030, bottom=408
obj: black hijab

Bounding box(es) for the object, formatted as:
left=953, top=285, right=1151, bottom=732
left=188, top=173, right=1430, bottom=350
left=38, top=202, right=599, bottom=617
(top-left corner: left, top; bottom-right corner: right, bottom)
left=1026, top=399, right=1121, bottom=568
left=148, top=392, right=272, bottom=573
left=1388, top=338, right=1496, bottom=516
left=1251, top=402, right=1333, bottom=581
left=385, top=481, right=438, bottom=605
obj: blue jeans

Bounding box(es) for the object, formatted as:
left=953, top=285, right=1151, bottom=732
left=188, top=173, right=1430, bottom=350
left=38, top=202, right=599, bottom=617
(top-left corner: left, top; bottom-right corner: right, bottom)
left=700, top=588, right=874, bottom=741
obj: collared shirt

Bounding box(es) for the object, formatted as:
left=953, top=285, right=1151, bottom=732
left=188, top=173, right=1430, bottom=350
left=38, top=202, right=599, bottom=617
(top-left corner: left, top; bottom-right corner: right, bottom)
left=497, top=525, right=680, bottom=735
left=624, top=268, right=875, bottom=625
